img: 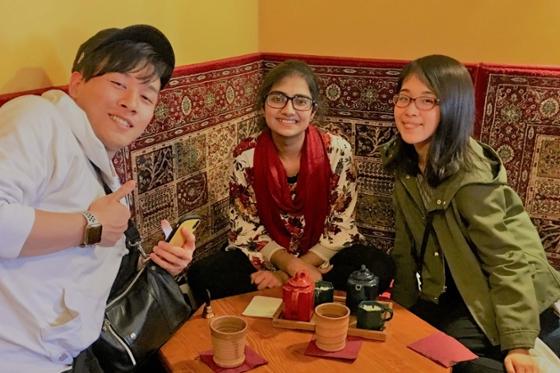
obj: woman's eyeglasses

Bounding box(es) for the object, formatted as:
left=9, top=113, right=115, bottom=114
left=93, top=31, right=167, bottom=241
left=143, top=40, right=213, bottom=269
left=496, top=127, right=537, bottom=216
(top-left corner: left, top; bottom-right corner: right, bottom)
left=265, top=92, right=316, bottom=111
left=392, top=94, right=440, bottom=111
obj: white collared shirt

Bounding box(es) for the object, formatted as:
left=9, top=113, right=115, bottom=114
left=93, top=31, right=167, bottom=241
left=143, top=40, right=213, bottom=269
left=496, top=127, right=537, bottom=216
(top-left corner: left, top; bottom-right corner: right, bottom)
left=0, top=90, right=128, bottom=372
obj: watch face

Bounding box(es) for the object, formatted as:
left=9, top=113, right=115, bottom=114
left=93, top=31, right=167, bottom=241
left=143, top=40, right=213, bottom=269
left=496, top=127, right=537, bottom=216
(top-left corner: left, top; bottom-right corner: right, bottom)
left=85, top=224, right=103, bottom=245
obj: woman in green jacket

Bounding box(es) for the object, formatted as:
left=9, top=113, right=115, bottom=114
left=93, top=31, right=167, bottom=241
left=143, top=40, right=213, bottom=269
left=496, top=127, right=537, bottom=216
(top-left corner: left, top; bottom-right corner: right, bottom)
left=383, top=54, right=560, bottom=373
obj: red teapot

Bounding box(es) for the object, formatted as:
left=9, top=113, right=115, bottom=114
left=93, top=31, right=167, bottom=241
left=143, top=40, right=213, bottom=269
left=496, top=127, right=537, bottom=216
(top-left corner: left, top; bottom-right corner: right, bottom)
left=282, top=271, right=315, bottom=321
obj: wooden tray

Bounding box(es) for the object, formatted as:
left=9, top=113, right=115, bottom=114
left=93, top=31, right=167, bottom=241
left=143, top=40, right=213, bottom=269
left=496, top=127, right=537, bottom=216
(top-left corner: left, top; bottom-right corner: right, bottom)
left=272, top=295, right=390, bottom=341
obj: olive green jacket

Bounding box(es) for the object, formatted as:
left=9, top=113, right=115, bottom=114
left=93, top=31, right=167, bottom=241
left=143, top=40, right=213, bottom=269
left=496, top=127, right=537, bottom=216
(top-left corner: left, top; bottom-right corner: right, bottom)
left=383, top=138, right=560, bottom=351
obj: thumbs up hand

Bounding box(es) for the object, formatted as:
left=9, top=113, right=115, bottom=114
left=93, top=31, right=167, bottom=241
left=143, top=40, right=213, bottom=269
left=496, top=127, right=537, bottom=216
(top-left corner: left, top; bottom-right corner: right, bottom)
left=88, top=180, right=135, bottom=246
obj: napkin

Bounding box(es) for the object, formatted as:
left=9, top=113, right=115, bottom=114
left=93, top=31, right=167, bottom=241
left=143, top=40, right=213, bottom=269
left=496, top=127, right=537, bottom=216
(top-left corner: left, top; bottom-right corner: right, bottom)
left=407, top=331, right=478, bottom=367
left=200, top=346, right=268, bottom=372
left=242, top=296, right=282, bottom=318
left=304, top=336, right=362, bottom=361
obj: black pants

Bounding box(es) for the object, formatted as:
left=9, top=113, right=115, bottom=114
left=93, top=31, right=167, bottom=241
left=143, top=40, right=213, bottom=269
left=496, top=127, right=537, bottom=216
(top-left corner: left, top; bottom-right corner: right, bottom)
left=188, top=243, right=394, bottom=302
left=64, top=348, right=166, bottom=373
left=62, top=346, right=103, bottom=373
left=411, top=298, right=560, bottom=372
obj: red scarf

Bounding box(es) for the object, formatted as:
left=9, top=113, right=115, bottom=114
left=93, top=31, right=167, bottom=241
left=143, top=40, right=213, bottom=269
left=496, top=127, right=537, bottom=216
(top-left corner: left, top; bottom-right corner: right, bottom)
left=253, top=125, right=332, bottom=253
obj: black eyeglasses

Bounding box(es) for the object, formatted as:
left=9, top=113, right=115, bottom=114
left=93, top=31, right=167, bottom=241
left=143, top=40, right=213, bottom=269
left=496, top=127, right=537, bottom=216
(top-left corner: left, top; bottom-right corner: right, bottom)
left=392, top=94, right=440, bottom=111
left=265, top=92, right=316, bottom=111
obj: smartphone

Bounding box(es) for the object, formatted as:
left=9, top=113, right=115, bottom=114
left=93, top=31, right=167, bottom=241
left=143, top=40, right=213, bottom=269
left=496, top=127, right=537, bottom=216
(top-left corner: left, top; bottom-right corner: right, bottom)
left=166, top=215, right=201, bottom=247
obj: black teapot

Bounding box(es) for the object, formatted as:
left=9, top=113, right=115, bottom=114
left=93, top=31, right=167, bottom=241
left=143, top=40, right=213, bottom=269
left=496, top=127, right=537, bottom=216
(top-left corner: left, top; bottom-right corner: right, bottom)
left=346, top=264, right=379, bottom=314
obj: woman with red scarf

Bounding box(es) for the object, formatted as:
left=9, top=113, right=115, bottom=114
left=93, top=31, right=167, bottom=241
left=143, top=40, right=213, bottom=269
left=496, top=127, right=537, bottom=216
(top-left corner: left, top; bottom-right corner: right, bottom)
left=188, top=60, right=394, bottom=300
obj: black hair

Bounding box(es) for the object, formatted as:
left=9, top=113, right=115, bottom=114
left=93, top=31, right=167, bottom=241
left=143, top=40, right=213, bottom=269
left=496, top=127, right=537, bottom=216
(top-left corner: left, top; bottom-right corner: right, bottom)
left=387, top=55, right=475, bottom=186
left=257, top=60, right=325, bottom=123
left=73, top=40, right=173, bottom=88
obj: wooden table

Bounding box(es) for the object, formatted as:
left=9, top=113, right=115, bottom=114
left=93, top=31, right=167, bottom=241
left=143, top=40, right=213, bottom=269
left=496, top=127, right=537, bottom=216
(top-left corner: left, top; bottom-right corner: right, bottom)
left=160, top=288, right=450, bottom=372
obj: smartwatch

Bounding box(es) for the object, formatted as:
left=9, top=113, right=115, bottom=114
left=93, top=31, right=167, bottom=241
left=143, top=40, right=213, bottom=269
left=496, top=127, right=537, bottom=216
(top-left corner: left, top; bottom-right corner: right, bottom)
left=81, top=210, right=102, bottom=246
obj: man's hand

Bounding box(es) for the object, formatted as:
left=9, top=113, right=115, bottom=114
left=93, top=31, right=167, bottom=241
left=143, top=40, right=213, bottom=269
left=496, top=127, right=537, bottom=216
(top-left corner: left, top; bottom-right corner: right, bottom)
left=88, top=180, right=135, bottom=246
left=251, top=270, right=288, bottom=290
left=150, top=224, right=196, bottom=277
left=504, top=348, right=540, bottom=373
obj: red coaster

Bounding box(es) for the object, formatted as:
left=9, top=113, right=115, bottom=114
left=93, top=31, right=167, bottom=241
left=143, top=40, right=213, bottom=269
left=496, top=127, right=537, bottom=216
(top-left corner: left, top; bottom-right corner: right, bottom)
left=200, top=346, right=268, bottom=372
left=304, top=336, right=362, bottom=360
left=407, top=331, right=477, bottom=367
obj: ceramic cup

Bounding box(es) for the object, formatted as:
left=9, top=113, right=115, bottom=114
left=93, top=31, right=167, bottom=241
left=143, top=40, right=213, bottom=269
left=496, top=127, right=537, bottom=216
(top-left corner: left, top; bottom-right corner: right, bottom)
left=356, top=300, right=393, bottom=330
left=314, top=302, right=350, bottom=352
left=209, top=315, right=248, bottom=368
left=314, top=280, right=334, bottom=306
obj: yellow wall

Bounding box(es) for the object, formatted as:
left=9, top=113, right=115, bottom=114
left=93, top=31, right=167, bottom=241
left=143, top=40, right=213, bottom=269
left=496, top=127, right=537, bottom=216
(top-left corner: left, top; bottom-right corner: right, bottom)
left=259, top=0, right=560, bottom=66
left=0, top=0, right=258, bottom=94
left=3, top=1, right=560, bottom=94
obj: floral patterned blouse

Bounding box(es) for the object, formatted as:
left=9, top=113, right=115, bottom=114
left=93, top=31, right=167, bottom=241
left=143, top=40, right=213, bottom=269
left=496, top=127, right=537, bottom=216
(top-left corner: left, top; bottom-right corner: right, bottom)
left=228, top=130, right=362, bottom=270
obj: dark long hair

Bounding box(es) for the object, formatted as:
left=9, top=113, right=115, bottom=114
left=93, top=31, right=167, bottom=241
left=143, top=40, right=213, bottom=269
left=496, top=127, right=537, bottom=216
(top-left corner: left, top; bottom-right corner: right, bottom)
left=387, top=55, right=475, bottom=186
left=257, top=60, right=325, bottom=126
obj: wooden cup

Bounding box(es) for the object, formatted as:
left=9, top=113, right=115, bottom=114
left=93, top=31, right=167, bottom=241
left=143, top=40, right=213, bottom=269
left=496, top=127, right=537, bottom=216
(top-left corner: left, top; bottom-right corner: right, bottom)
left=209, top=315, right=248, bottom=368
left=314, top=302, right=350, bottom=352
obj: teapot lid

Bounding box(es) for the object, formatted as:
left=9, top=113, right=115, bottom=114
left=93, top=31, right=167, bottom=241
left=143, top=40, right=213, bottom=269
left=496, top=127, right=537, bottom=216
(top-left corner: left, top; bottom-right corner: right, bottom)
left=287, top=271, right=312, bottom=288
left=349, top=264, right=374, bottom=282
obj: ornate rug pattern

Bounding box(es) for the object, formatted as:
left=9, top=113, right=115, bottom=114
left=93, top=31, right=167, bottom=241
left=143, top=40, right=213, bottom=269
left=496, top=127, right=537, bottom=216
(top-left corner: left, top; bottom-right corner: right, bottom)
left=477, top=68, right=560, bottom=268
left=113, top=57, right=263, bottom=258
left=118, top=56, right=560, bottom=268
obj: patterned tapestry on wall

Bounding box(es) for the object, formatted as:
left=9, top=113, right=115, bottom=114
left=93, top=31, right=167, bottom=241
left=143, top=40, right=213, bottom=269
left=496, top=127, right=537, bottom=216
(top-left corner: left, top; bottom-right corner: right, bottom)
left=477, top=67, right=560, bottom=268
left=106, top=56, right=560, bottom=269
left=113, top=57, right=263, bottom=259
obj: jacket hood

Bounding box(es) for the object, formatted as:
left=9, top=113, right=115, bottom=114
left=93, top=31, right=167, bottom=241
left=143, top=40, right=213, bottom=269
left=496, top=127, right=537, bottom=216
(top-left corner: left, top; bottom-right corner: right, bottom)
left=382, top=137, right=509, bottom=212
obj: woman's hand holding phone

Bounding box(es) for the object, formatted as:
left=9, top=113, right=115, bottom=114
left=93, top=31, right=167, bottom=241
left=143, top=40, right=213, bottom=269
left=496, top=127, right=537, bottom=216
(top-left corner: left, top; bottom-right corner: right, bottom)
left=150, top=216, right=200, bottom=277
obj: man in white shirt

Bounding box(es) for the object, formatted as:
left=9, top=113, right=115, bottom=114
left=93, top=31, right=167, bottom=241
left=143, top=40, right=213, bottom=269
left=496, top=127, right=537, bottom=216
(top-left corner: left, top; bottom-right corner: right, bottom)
left=0, top=25, right=195, bottom=372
